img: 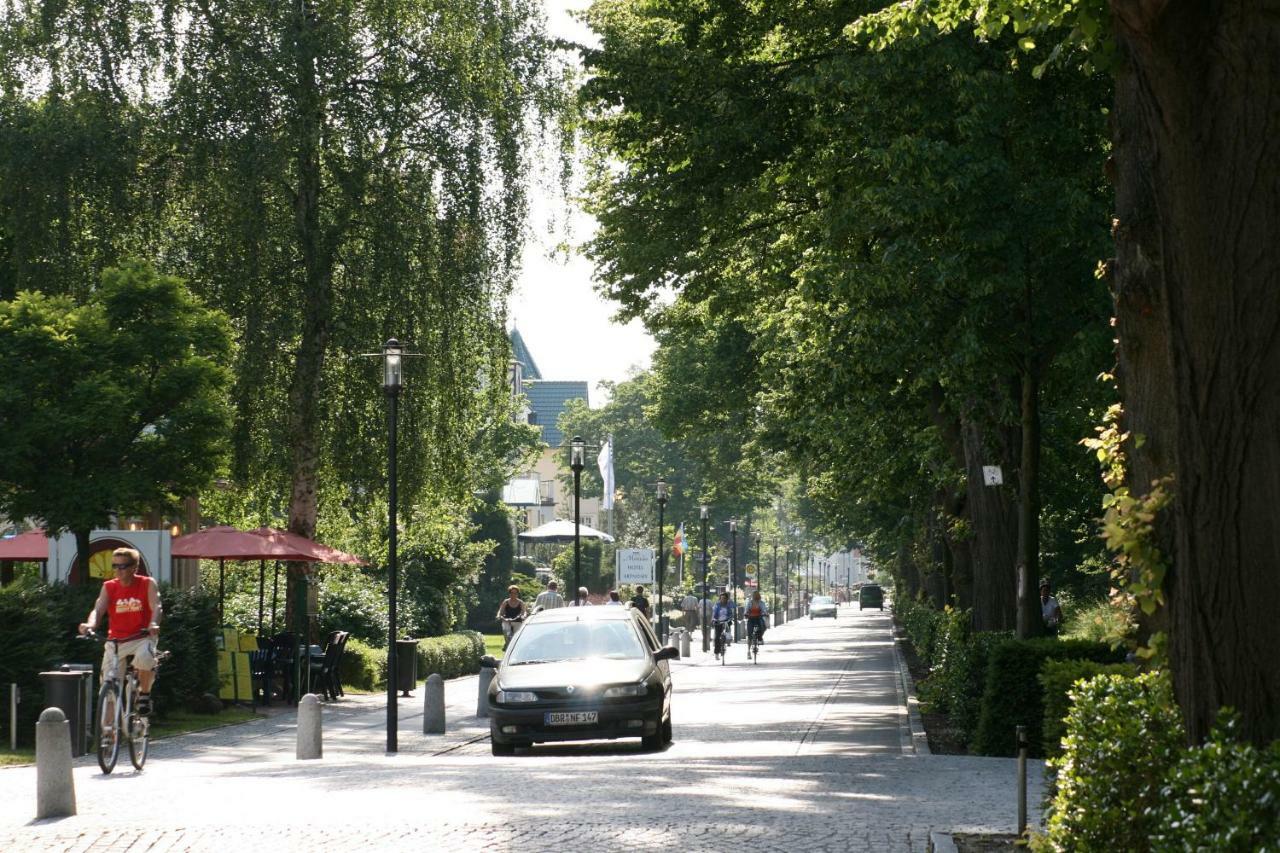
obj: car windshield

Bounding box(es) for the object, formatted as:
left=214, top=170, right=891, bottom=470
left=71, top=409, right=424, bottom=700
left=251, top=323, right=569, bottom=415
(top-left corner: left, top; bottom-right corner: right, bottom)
left=505, top=619, right=647, bottom=665
left=813, top=596, right=835, bottom=604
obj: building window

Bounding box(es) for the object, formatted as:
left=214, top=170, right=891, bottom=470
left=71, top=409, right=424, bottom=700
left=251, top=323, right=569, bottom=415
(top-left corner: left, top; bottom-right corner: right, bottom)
left=527, top=412, right=539, bottom=425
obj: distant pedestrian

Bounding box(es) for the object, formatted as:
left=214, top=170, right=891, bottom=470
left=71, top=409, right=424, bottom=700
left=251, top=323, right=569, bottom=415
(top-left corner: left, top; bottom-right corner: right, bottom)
left=606, top=590, right=623, bottom=606
left=534, top=580, right=564, bottom=612
left=680, top=590, right=699, bottom=634
left=575, top=586, right=593, bottom=606
left=630, top=586, right=651, bottom=618
left=1040, top=580, right=1063, bottom=636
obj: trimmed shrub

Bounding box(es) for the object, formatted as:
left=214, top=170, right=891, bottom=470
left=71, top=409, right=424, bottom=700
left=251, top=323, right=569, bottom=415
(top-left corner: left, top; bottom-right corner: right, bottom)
left=921, top=625, right=1012, bottom=744
left=151, top=585, right=221, bottom=713
left=1040, top=671, right=1184, bottom=851
left=973, top=637, right=1124, bottom=756
left=415, top=631, right=484, bottom=680
left=339, top=637, right=387, bottom=691
left=896, top=596, right=945, bottom=666
left=1151, top=712, right=1280, bottom=851
left=1039, top=658, right=1136, bottom=759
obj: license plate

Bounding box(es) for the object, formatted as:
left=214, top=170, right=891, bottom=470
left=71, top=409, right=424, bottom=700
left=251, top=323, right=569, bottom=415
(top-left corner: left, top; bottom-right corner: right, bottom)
left=545, top=711, right=598, bottom=726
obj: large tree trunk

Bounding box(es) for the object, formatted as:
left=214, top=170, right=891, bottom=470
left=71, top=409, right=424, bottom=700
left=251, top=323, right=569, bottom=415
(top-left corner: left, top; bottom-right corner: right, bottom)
left=284, top=4, right=335, bottom=645
left=961, top=414, right=1019, bottom=631
left=1111, top=0, right=1280, bottom=744
left=1015, top=366, right=1044, bottom=639
left=925, top=385, right=974, bottom=610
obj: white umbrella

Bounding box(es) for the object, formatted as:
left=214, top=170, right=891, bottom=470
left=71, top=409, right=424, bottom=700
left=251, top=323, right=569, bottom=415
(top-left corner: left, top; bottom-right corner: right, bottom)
left=517, top=519, right=615, bottom=543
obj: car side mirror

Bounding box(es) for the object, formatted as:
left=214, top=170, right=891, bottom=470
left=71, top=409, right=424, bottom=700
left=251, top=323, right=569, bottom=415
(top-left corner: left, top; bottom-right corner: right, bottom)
left=654, top=646, right=679, bottom=662
left=480, top=655, right=499, bottom=669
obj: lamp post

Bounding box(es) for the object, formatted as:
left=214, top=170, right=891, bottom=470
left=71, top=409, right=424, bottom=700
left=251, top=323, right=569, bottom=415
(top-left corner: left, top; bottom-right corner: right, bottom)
left=656, top=478, right=668, bottom=641
left=570, top=436, right=585, bottom=604
left=700, top=506, right=710, bottom=652
left=754, top=534, right=761, bottom=601
left=772, top=540, right=778, bottom=617
left=728, top=519, right=738, bottom=641
left=382, top=338, right=403, bottom=754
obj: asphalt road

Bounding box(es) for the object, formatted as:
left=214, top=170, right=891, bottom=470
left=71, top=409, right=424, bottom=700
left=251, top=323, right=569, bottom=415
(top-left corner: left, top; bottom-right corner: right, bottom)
left=0, top=603, right=1038, bottom=851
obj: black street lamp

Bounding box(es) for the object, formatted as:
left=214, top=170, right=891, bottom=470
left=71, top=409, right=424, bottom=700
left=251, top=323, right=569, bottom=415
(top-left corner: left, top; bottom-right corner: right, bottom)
left=728, top=519, right=738, bottom=641
left=570, top=436, right=585, bottom=604
left=656, top=478, right=668, bottom=641
left=753, top=534, right=761, bottom=602
left=772, top=540, right=778, bottom=617
left=382, top=338, right=403, bottom=754
left=700, top=506, right=710, bottom=653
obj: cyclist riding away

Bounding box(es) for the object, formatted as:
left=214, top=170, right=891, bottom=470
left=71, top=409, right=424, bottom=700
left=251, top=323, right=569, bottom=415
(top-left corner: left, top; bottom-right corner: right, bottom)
left=712, top=592, right=735, bottom=655
left=745, top=591, right=769, bottom=645
left=79, top=548, right=162, bottom=716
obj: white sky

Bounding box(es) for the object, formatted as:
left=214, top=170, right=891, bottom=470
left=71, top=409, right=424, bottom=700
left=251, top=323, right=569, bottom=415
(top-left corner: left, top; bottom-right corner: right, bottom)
left=509, top=1, right=655, bottom=406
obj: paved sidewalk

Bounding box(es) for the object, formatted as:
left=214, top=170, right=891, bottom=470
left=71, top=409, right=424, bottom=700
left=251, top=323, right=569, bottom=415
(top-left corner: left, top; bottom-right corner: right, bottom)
left=0, top=606, right=1040, bottom=852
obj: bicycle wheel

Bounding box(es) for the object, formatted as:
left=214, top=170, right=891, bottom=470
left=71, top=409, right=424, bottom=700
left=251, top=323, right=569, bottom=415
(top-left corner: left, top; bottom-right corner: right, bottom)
left=96, top=681, right=120, bottom=774
left=128, top=710, right=149, bottom=770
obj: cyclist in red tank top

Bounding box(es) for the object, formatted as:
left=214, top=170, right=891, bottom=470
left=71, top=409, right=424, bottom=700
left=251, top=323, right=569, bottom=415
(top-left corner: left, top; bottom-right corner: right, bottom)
left=80, top=547, right=163, bottom=714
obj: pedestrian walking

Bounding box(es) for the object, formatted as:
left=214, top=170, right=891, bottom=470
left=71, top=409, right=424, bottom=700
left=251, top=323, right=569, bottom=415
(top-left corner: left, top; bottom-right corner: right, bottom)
left=680, top=589, right=699, bottom=634
left=630, top=586, right=651, bottom=618
left=534, top=580, right=565, bottom=612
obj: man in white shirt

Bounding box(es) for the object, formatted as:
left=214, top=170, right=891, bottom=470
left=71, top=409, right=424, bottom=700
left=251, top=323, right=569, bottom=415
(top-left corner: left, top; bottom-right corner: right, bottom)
left=680, top=590, right=700, bottom=635
left=534, top=580, right=564, bottom=612
left=1040, top=580, right=1063, bottom=636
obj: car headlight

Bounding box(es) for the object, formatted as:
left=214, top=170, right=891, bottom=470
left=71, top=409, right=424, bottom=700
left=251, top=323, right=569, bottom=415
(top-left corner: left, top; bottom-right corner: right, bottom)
left=495, top=690, right=537, bottom=703
left=603, top=683, right=647, bottom=699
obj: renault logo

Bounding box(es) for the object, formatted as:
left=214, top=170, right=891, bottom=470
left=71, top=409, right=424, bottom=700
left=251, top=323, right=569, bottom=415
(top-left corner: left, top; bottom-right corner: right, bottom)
left=566, top=686, right=575, bottom=694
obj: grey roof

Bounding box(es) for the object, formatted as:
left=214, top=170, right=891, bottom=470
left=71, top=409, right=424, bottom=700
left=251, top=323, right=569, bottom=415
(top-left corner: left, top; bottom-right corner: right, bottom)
left=508, top=328, right=542, bottom=380
left=526, top=380, right=589, bottom=446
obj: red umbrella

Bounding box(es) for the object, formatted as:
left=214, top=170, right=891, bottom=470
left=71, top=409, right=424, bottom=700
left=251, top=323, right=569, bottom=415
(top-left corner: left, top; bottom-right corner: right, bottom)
left=247, top=527, right=366, bottom=565
left=170, top=526, right=301, bottom=561
left=0, top=528, right=48, bottom=561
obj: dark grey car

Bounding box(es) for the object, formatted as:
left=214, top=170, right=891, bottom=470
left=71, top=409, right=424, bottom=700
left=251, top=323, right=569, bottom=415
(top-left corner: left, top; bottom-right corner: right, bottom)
left=484, top=606, right=677, bottom=755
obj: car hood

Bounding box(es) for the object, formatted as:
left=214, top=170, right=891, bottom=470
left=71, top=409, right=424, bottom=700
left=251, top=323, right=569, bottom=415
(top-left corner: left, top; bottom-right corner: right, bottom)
left=497, top=658, right=652, bottom=690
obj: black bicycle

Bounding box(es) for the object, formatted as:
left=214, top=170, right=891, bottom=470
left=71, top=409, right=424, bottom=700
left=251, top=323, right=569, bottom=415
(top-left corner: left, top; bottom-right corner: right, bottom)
left=713, top=619, right=731, bottom=664
left=80, top=630, right=169, bottom=773
left=747, top=620, right=762, bottom=664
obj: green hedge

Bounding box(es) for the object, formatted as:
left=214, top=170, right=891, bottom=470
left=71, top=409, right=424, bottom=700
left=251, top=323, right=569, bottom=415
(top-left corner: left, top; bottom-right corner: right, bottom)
left=338, top=631, right=484, bottom=691
left=922, top=625, right=1012, bottom=745
left=896, top=596, right=946, bottom=666
left=1039, top=671, right=1184, bottom=851
left=973, top=637, right=1124, bottom=757
left=1039, top=658, right=1136, bottom=760
left=1151, top=713, right=1280, bottom=851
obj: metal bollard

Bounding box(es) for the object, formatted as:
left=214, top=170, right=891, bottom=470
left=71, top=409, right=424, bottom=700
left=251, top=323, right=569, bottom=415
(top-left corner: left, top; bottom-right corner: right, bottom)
left=423, top=674, right=445, bottom=734
left=1016, top=724, right=1028, bottom=835
left=297, top=694, right=322, bottom=760
left=679, top=629, right=691, bottom=658
left=9, top=683, right=18, bottom=752
left=476, top=667, right=495, bottom=718
left=35, top=708, right=75, bottom=818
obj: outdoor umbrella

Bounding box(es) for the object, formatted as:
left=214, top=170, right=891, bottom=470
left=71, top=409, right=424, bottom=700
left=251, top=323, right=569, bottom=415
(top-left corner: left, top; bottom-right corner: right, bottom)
left=0, top=528, right=48, bottom=561
left=172, top=526, right=363, bottom=630
left=516, top=519, right=616, bottom=544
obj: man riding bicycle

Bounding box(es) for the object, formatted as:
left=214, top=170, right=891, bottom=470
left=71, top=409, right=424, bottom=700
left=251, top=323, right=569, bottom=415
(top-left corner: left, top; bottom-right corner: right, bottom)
left=745, top=591, right=769, bottom=645
left=712, top=592, right=735, bottom=655
left=79, top=548, right=162, bottom=716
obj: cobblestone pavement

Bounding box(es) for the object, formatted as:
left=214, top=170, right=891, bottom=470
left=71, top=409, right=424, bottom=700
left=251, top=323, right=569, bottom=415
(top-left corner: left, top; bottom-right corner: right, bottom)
left=0, top=606, right=1041, bottom=851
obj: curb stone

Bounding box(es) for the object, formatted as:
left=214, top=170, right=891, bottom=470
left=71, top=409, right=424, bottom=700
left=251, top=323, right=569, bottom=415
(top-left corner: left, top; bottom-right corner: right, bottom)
left=929, top=831, right=958, bottom=853
left=892, top=631, right=931, bottom=755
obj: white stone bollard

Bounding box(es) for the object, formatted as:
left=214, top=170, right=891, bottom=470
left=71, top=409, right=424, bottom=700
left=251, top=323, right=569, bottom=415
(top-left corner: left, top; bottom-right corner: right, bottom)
left=297, top=693, right=322, bottom=760
left=476, top=668, right=495, bottom=718
left=36, top=707, right=76, bottom=819
left=423, top=674, right=445, bottom=734
left=679, top=629, right=691, bottom=658
left=35, top=708, right=74, bottom=813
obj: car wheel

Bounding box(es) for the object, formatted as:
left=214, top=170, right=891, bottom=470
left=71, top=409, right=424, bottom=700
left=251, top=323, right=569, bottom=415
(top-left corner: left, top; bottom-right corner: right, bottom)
left=662, top=714, right=673, bottom=744
left=491, top=739, right=515, bottom=756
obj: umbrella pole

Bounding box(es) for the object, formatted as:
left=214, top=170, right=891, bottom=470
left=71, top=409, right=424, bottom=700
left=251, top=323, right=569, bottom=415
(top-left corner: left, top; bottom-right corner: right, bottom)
left=218, top=559, right=225, bottom=623
left=258, top=560, right=265, bottom=636
left=271, top=562, right=280, bottom=633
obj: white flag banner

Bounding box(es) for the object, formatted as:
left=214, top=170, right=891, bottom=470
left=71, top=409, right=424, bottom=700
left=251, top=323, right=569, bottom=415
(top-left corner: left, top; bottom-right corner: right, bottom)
left=597, top=437, right=615, bottom=510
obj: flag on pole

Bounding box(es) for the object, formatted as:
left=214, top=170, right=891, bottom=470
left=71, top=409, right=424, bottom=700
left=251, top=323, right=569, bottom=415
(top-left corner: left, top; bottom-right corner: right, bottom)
left=597, top=438, right=614, bottom=510
left=672, top=523, right=685, bottom=557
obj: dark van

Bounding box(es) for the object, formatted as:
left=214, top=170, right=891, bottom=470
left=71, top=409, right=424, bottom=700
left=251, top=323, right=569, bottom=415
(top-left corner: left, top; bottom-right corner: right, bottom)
left=858, top=584, right=884, bottom=610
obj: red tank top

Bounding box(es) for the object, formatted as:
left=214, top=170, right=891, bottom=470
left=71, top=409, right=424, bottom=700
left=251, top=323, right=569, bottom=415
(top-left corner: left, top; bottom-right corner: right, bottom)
left=105, top=577, right=153, bottom=639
